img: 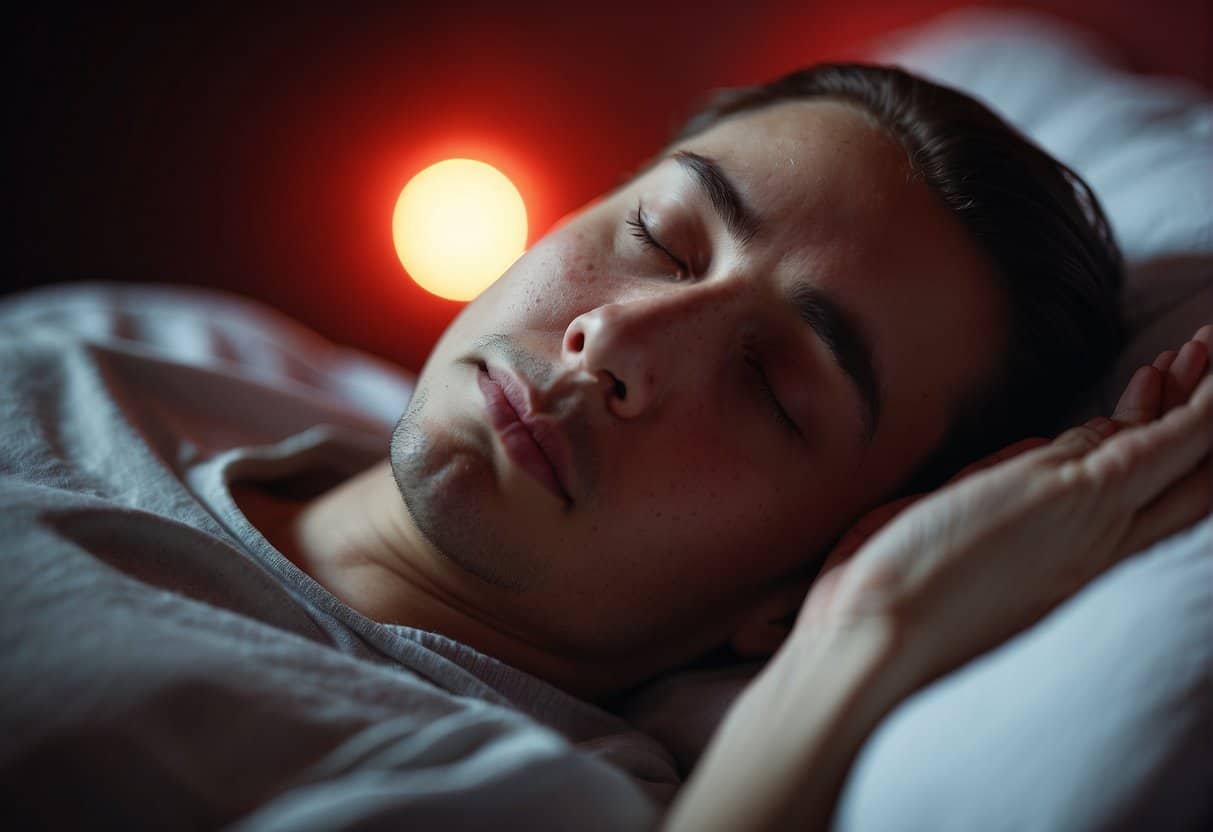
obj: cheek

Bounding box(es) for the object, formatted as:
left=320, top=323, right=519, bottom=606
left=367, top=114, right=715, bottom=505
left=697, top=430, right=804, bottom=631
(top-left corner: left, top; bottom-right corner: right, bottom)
left=579, top=454, right=806, bottom=614
left=606, top=423, right=788, bottom=539
left=470, top=228, right=611, bottom=332
left=597, top=412, right=850, bottom=578
left=542, top=228, right=615, bottom=311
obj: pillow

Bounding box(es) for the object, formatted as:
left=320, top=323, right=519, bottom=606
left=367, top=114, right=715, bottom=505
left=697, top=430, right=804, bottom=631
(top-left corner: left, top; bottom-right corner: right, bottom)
left=619, top=10, right=1213, bottom=830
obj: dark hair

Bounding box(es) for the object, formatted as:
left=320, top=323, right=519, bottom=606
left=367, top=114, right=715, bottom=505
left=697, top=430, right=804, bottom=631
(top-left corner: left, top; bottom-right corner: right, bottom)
left=674, top=63, right=1125, bottom=493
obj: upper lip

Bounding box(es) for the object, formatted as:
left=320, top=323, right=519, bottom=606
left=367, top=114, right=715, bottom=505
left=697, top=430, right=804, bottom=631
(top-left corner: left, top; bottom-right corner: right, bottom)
left=483, top=363, right=575, bottom=501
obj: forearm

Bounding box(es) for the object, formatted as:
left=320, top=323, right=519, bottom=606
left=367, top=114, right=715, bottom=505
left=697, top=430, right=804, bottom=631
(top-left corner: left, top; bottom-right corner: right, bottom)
left=662, top=616, right=911, bottom=832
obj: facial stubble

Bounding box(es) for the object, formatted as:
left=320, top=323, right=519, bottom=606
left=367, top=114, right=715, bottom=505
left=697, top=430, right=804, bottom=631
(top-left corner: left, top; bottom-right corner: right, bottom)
left=389, top=385, right=536, bottom=592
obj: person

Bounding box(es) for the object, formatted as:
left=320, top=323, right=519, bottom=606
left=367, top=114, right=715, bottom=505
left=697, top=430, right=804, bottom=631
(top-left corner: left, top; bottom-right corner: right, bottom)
left=250, top=65, right=1130, bottom=700
left=0, top=63, right=1208, bottom=830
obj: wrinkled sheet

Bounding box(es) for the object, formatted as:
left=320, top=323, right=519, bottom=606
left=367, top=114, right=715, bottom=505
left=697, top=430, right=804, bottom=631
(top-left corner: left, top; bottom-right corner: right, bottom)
left=0, top=283, right=669, bottom=830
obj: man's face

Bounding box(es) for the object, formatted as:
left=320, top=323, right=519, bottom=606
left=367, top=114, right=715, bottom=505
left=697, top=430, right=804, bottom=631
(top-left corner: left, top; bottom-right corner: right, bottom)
left=391, top=99, right=1005, bottom=662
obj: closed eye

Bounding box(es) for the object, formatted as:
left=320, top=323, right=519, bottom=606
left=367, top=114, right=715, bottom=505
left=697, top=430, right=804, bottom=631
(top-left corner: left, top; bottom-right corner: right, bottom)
left=627, top=201, right=690, bottom=278
left=743, top=349, right=801, bottom=438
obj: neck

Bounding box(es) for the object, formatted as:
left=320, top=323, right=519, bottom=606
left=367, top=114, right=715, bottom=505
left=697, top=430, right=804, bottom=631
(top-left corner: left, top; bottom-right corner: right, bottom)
left=241, top=460, right=646, bottom=702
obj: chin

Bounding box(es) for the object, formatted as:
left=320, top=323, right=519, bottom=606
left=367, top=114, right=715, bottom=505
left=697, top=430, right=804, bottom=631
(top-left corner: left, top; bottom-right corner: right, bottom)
left=389, top=399, right=541, bottom=594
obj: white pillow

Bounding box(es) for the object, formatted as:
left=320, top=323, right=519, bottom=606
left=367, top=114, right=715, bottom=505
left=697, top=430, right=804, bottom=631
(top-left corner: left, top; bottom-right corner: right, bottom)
left=620, top=11, right=1213, bottom=830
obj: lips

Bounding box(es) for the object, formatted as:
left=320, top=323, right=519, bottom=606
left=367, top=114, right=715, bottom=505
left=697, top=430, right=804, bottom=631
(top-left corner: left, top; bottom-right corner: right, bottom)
left=477, top=365, right=573, bottom=505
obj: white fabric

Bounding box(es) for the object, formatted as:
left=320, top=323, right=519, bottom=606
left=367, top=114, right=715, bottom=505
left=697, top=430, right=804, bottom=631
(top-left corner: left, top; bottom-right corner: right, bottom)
left=622, top=10, right=1213, bottom=831
left=0, top=283, right=675, bottom=829
left=834, top=519, right=1213, bottom=832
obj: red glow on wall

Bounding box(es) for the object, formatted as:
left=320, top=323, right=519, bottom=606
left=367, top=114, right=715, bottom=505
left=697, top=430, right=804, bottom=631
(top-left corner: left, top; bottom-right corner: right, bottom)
left=11, top=2, right=1211, bottom=375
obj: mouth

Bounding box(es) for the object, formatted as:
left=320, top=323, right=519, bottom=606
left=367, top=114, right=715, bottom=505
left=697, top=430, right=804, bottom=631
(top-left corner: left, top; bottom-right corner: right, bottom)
left=476, top=363, right=574, bottom=506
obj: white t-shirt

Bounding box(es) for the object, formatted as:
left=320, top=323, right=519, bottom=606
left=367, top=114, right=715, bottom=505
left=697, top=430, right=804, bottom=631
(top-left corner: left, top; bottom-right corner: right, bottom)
left=0, top=282, right=677, bottom=830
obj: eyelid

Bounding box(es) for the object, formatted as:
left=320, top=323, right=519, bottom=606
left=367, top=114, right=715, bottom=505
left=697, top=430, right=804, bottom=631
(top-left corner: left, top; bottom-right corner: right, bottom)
left=742, top=342, right=802, bottom=437
left=627, top=201, right=692, bottom=278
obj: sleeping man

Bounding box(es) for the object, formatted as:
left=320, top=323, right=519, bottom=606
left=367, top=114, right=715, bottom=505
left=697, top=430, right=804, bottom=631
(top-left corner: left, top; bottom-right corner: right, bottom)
left=1, top=63, right=1210, bottom=829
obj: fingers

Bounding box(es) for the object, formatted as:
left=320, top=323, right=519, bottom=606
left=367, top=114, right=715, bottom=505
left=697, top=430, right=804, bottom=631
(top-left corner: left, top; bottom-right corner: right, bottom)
left=1152, top=350, right=1177, bottom=373
left=1115, top=457, right=1212, bottom=561
left=1111, top=365, right=1163, bottom=427
left=1083, top=373, right=1213, bottom=512
left=1111, top=324, right=1212, bottom=427
left=1161, top=338, right=1210, bottom=411
left=1157, top=324, right=1212, bottom=412
left=1198, top=323, right=1213, bottom=350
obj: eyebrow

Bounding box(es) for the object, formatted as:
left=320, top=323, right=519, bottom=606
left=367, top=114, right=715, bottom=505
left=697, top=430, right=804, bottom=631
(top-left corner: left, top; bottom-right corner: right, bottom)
left=672, top=150, right=760, bottom=249
left=671, top=149, right=880, bottom=441
left=788, top=282, right=882, bottom=442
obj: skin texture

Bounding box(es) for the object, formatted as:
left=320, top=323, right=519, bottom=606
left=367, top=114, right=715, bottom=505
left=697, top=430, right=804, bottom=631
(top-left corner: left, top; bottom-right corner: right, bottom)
left=247, top=100, right=1009, bottom=700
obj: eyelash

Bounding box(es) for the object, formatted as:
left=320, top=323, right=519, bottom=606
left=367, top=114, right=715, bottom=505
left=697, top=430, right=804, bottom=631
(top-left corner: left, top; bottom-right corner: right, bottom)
left=744, top=348, right=801, bottom=437
left=626, top=202, right=690, bottom=278
left=625, top=203, right=796, bottom=437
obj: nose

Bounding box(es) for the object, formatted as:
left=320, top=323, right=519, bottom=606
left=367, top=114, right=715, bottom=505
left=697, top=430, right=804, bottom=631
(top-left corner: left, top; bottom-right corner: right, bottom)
left=561, top=282, right=739, bottom=419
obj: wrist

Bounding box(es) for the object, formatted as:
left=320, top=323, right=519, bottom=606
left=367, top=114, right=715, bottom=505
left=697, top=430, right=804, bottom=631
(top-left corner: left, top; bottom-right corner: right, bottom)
left=761, top=614, right=913, bottom=766
left=664, top=614, right=911, bottom=832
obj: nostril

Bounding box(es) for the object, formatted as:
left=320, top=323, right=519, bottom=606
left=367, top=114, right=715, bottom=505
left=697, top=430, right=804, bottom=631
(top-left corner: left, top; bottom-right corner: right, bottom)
left=612, top=375, right=627, bottom=401
left=569, top=331, right=585, bottom=353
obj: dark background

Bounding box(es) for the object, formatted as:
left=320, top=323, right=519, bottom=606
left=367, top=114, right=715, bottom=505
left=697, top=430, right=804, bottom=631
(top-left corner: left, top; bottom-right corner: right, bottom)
left=11, top=1, right=1211, bottom=374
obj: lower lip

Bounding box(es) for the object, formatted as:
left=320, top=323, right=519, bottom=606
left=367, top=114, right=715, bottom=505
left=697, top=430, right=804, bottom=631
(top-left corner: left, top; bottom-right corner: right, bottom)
left=477, top=369, right=569, bottom=503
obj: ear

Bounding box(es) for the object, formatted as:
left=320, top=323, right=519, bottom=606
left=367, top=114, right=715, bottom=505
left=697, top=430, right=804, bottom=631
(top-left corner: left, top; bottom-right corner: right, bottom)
left=729, top=576, right=816, bottom=658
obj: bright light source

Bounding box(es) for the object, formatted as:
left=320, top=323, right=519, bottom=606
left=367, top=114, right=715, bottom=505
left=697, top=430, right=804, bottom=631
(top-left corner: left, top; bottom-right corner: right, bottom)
left=392, top=158, right=527, bottom=301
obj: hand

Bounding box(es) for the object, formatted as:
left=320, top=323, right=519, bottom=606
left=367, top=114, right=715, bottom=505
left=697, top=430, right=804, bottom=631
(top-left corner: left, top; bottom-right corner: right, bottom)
left=669, top=329, right=1208, bottom=832
left=797, top=325, right=1212, bottom=684
left=671, top=331, right=1211, bottom=832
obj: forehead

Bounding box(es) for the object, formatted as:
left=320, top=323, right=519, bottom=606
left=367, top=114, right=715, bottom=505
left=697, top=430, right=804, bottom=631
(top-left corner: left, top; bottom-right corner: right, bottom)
left=677, top=99, right=916, bottom=254
left=670, top=98, right=1006, bottom=480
